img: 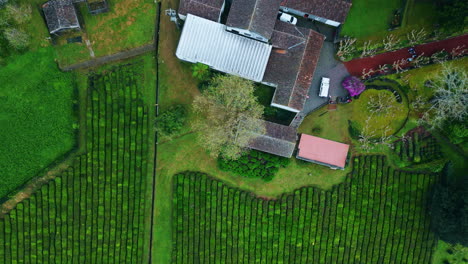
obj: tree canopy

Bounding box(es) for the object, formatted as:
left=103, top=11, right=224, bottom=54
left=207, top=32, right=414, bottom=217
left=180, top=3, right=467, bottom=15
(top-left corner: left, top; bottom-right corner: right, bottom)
left=192, top=75, right=265, bottom=160
left=430, top=163, right=468, bottom=246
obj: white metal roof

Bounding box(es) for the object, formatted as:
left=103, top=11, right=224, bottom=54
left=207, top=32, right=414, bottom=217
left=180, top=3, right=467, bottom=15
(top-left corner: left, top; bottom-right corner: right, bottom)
left=176, top=14, right=273, bottom=82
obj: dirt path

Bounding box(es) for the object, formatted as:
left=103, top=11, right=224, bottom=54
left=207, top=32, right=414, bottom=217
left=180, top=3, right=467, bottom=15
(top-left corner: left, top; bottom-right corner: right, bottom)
left=344, top=34, right=468, bottom=76
left=61, top=43, right=156, bottom=71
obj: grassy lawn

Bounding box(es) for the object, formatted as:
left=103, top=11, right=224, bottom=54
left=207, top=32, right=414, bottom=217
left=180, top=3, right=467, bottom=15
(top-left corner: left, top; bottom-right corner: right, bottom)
left=0, top=47, right=76, bottom=199
left=341, top=0, right=404, bottom=38
left=55, top=0, right=157, bottom=66
left=432, top=240, right=468, bottom=264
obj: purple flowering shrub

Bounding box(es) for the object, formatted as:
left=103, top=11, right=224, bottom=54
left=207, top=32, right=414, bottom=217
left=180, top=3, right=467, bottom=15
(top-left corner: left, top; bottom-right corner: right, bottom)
left=342, top=76, right=366, bottom=97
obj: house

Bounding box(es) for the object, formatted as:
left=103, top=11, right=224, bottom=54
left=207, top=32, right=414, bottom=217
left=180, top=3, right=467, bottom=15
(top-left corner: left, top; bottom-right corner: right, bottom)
left=176, top=14, right=272, bottom=82
left=246, top=120, right=298, bottom=158
left=43, top=0, right=80, bottom=35
left=262, top=21, right=324, bottom=112
left=226, top=0, right=282, bottom=43
left=178, top=0, right=225, bottom=22
left=296, top=134, right=350, bottom=169
left=280, top=0, right=352, bottom=27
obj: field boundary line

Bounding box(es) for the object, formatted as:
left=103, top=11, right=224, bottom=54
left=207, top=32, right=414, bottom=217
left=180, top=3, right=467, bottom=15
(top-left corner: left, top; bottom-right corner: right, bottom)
left=148, top=2, right=162, bottom=264
left=60, top=43, right=156, bottom=71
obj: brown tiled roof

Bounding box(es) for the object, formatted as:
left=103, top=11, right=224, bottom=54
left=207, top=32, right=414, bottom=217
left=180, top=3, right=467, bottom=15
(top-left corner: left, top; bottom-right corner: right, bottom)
left=178, top=0, right=224, bottom=22
left=226, top=0, right=282, bottom=40
left=280, top=0, right=352, bottom=23
left=263, top=21, right=324, bottom=111
left=247, top=120, right=297, bottom=158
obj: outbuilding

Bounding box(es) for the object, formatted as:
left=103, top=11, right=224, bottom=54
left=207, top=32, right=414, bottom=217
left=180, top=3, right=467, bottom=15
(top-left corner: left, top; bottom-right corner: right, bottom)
left=296, top=134, right=350, bottom=169
left=42, top=0, right=81, bottom=35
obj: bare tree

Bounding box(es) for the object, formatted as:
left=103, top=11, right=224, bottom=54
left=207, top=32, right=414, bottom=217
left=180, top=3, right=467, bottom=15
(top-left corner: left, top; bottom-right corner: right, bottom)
left=5, top=4, right=32, bottom=24
left=410, top=53, right=430, bottom=68
left=383, top=34, right=399, bottom=51
left=4, top=28, right=29, bottom=50
left=407, top=29, right=427, bottom=46
left=337, top=37, right=356, bottom=61
left=422, top=65, right=468, bottom=128
left=361, top=68, right=375, bottom=79
left=392, top=59, right=407, bottom=73
left=367, top=92, right=395, bottom=115
left=358, top=116, right=375, bottom=152
left=192, top=75, right=265, bottom=160
left=431, top=50, right=450, bottom=63
left=360, top=40, right=376, bottom=58
left=450, top=45, right=467, bottom=59
left=377, top=64, right=391, bottom=74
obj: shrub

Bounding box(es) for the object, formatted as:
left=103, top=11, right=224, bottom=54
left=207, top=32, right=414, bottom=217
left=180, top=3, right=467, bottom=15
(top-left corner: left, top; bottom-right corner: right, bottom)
left=218, top=150, right=290, bottom=181
left=155, top=104, right=187, bottom=140
left=4, top=27, right=29, bottom=50
left=342, top=76, right=366, bottom=97
left=191, top=63, right=211, bottom=81
left=444, top=122, right=468, bottom=145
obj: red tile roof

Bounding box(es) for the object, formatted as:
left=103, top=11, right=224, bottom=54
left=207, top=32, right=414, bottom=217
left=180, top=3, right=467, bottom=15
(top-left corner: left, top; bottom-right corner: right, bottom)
left=297, top=134, right=350, bottom=169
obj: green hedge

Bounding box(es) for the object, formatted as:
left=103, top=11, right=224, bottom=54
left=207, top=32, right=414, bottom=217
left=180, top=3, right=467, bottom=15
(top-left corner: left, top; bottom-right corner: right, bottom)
left=218, top=150, right=290, bottom=181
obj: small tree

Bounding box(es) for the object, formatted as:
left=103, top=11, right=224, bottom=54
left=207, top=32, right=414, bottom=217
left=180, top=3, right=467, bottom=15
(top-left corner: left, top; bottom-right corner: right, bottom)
left=155, top=104, right=187, bottom=140
left=431, top=50, right=449, bottom=63
left=392, top=59, right=407, bottom=73
left=191, top=63, right=211, bottom=81
left=342, top=76, right=366, bottom=96
left=5, top=4, right=32, bottom=24
left=192, top=75, right=265, bottom=159
left=361, top=68, right=375, bottom=79
left=382, top=34, right=399, bottom=51
left=4, top=27, right=29, bottom=50
left=407, top=29, right=426, bottom=46
left=367, top=92, right=395, bottom=115
left=360, top=40, right=376, bottom=58
left=336, top=37, right=356, bottom=61
left=450, top=45, right=467, bottom=59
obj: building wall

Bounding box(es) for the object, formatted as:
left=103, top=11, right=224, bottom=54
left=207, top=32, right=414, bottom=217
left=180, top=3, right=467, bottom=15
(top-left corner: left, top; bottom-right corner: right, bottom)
left=279, top=6, right=341, bottom=27
left=226, top=27, right=269, bottom=43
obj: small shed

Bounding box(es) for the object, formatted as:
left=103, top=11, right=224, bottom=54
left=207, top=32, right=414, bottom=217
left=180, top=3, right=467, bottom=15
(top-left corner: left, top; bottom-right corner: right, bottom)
left=87, top=0, right=109, bottom=15
left=43, top=0, right=80, bottom=35
left=246, top=120, right=298, bottom=158
left=297, top=134, right=350, bottom=169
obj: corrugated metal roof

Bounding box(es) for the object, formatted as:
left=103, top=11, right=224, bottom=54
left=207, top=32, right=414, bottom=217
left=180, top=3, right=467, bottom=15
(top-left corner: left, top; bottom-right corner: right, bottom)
left=176, top=14, right=273, bottom=82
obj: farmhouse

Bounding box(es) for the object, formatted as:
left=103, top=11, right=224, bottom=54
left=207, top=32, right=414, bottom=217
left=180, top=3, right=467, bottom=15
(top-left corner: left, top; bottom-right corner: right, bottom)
left=178, top=0, right=225, bottom=22
left=280, top=0, right=352, bottom=27
left=176, top=14, right=272, bottom=82
left=296, top=134, right=350, bottom=169
left=246, top=120, right=298, bottom=158
left=262, top=21, right=324, bottom=112
left=226, top=0, right=282, bottom=42
left=43, top=0, right=81, bottom=34
left=176, top=0, right=352, bottom=169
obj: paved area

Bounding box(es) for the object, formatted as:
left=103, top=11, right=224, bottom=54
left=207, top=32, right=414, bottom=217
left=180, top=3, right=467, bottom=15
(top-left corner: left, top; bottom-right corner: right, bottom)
left=302, top=41, right=350, bottom=115
left=344, top=34, right=468, bottom=76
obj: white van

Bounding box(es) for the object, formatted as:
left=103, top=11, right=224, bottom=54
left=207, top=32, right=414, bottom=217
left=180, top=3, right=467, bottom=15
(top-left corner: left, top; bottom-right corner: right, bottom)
left=277, top=12, right=298, bottom=25
left=319, top=77, right=330, bottom=97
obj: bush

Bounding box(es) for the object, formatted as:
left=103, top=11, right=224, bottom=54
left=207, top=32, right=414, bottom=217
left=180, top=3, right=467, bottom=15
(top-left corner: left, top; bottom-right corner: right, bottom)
left=218, top=150, right=290, bottom=181
left=444, top=122, right=468, bottom=145
left=4, top=27, right=29, bottom=50
left=191, top=63, right=211, bottom=81
left=155, top=105, right=187, bottom=140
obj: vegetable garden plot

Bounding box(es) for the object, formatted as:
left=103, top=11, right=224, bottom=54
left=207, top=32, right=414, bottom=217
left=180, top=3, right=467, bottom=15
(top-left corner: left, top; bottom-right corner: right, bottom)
left=0, top=63, right=152, bottom=263
left=172, top=156, right=438, bottom=264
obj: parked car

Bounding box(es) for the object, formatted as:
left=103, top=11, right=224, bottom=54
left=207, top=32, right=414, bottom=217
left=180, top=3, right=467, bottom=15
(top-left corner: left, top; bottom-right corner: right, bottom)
left=319, top=77, right=330, bottom=98
left=277, top=12, right=297, bottom=25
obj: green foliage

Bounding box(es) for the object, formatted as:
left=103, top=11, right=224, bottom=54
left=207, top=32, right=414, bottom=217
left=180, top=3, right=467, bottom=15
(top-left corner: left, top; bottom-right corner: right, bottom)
left=218, top=150, right=289, bottom=181
left=0, top=62, right=152, bottom=262
left=0, top=48, right=75, bottom=198
left=430, top=163, right=468, bottom=246
left=444, top=121, right=468, bottom=145
left=191, top=63, right=211, bottom=81
left=173, top=157, right=438, bottom=263
left=437, top=0, right=467, bottom=33
left=155, top=104, right=187, bottom=140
